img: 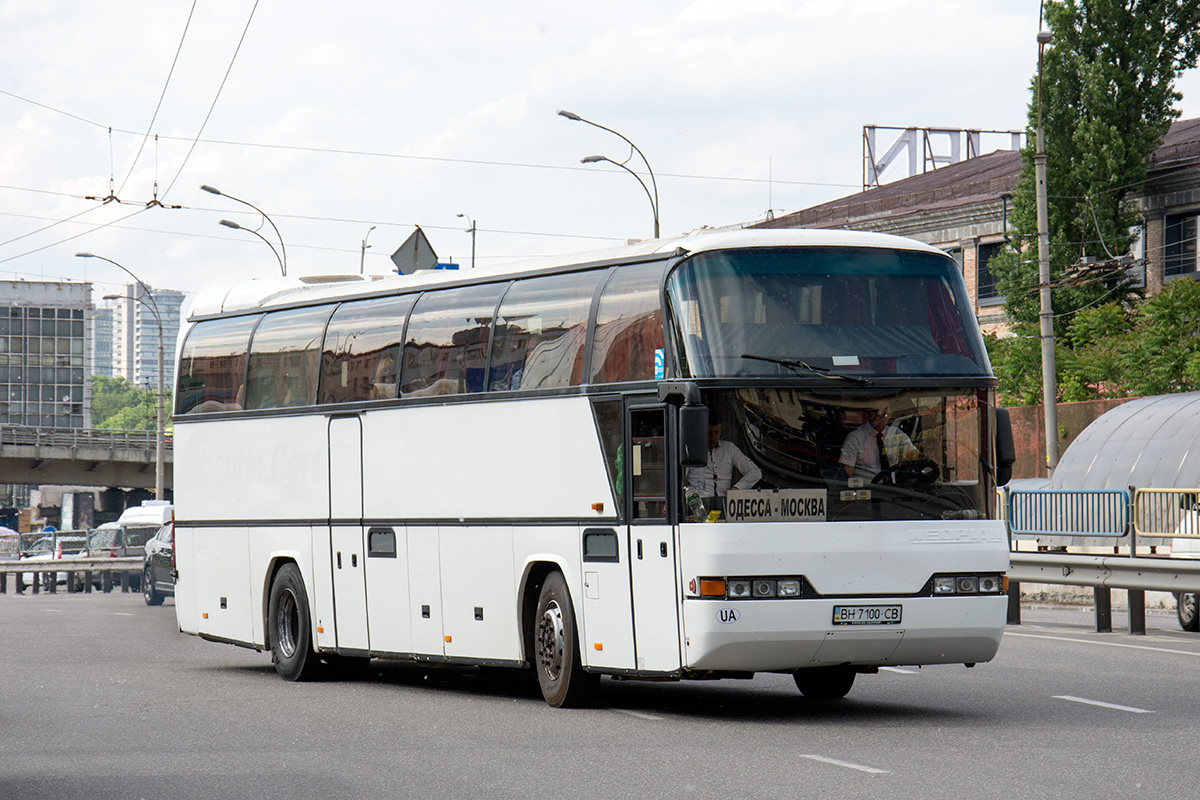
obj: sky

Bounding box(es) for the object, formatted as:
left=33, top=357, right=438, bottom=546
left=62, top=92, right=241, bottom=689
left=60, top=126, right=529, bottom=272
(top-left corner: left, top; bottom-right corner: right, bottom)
left=5, top=0, right=1200, bottom=301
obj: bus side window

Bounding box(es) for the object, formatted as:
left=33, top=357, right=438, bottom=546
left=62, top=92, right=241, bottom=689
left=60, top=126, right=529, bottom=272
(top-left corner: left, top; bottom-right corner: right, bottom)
left=590, top=262, right=666, bottom=384
left=630, top=408, right=667, bottom=520
left=245, top=306, right=331, bottom=410
left=401, top=284, right=504, bottom=397
left=176, top=315, right=258, bottom=414
left=490, top=271, right=600, bottom=391
left=318, top=295, right=413, bottom=404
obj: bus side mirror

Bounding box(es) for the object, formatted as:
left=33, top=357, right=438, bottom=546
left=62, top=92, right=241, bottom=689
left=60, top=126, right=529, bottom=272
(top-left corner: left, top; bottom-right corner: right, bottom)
left=995, top=407, right=1015, bottom=487
left=679, top=403, right=709, bottom=468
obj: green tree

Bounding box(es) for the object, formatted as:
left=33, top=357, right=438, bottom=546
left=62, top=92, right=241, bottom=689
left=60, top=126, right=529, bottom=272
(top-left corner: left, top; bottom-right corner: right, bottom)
left=990, top=0, right=1200, bottom=335
left=1116, top=277, right=1200, bottom=394
left=91, top=375, right=170, bottom=431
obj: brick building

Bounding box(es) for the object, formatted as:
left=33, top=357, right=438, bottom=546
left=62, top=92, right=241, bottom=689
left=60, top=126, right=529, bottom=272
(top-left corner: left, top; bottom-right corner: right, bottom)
left=754, top=117, right=1200, bottom=333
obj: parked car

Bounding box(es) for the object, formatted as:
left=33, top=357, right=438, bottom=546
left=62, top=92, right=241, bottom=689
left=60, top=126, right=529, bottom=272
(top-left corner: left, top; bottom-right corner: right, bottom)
left=143, top=521, right=174, bottom=606
left=19, top=532, right=88, bottom=587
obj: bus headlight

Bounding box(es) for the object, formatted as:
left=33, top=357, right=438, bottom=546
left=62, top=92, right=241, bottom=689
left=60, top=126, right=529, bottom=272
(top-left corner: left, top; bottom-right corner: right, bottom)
left=727, top=579, right=753, bottom=599
left=692, top=576, right=805, bottom=599
left=932, top=574, right=1005, bottom=595
left=752, top=579, right=776, bottom=598
left=933, top=576, right=957, bottom=595
left=978, top=575, right=1003, bottom=593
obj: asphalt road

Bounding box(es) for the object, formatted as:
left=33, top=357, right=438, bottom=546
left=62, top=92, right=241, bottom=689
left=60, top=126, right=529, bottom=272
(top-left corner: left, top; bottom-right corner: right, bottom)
left=2, top=592, right=1198, bottom=800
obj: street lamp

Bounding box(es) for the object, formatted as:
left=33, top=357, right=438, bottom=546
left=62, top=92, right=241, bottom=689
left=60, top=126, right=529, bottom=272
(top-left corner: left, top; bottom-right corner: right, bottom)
left=580, top=155, right=659, bottom=238
left=360, top=225, right=376, bottom=274
left=1034, top=26, right=1059, bottom=475
left=219, top=219, right=286, bottom=277
left=558, top=109, right=660, bottom=239
left=456, top=214, right=476, bottom=268
left=201, top=184, right=288, bottom=276
left=76, top=252, right=164, bottom=501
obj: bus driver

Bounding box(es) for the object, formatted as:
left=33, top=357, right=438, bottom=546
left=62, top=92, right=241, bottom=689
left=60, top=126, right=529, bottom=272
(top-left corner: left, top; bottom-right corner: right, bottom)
left=840, top=408, right=920, bottom=482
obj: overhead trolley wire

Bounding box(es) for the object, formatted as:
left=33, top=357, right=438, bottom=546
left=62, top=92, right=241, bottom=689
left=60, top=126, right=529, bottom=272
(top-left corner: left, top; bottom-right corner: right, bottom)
left=117, top=0, right=199, bottom=197
left=161, top=0, right=260, bottom=199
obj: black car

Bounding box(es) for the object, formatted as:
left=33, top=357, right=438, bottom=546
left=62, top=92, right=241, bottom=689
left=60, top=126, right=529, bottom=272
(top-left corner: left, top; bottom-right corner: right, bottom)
left=143, top=522, right=174, bottom=606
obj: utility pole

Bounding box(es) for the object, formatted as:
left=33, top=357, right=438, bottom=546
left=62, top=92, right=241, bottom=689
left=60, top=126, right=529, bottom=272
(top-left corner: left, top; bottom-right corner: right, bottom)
left=1035, top=27, right=1059, bottom=475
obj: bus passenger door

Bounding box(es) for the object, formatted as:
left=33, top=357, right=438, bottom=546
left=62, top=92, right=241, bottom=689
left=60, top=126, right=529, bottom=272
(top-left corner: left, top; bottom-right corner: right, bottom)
left=626, top=404, right=682, bottom=673
left=329, top=415, right=369, bottom=653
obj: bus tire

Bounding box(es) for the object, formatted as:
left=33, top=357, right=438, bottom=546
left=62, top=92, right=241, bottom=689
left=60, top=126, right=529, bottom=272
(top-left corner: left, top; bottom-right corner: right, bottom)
left=269, top=563, right=322, bottom=681
left=1178, top=592, right=1200, bottom=632
left=794, top=666, right=856, bottom=699
left=143, top=566, right=163, bottom=606
left=534, top=571, right=598, bottom=708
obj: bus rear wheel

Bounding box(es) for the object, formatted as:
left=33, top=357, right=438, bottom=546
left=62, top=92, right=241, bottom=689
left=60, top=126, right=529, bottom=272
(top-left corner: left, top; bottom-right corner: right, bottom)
left=534, top=571, right=598, bottom=708
left=794, top=666, right=856, bottom=699
left=269, top=563, right=322, bottom=681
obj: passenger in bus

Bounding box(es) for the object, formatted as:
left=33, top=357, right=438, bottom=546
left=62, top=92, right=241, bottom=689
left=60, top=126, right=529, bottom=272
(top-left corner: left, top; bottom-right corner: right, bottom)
left=840, top=409, right=920, bottom=482
left=685, top=420, right=761, bottom=517
left=369, top=352, right=398, bottom=400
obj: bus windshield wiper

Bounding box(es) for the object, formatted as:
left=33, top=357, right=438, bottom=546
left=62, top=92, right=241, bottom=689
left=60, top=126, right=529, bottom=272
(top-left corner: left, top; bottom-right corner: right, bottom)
left=741, top=354, right=871, bottom=385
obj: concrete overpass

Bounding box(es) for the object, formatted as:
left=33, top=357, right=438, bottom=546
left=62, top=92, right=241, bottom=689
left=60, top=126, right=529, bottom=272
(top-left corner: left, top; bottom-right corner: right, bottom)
left=0, top=425, right=172, bottom=490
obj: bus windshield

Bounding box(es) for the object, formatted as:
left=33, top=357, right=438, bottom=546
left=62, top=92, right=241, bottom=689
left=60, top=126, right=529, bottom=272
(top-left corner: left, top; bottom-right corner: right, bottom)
left=666, top=247, right=989, bottom=379
left=684, top=387, right=993, bottom=523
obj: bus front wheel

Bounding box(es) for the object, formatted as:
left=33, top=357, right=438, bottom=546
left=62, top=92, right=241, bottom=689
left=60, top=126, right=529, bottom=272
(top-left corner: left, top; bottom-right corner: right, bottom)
left=534, top=571, right=598, bottom=708
left=794, top=666, right=856, bottom=699
left=269, top=563, right=322, bottom=681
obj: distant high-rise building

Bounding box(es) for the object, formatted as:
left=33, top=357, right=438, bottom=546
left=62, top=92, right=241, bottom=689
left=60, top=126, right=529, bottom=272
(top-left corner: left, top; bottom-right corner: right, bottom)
left=91, top=306, right=113, bottom=378
left=111, top=284, right=185, bottom=390
left=0, top=280, right=91, bottom=429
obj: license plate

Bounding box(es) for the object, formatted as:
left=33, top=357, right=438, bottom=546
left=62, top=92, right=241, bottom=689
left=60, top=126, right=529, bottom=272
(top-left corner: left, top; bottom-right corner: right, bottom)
left=832, top=604, right=902, bottom=625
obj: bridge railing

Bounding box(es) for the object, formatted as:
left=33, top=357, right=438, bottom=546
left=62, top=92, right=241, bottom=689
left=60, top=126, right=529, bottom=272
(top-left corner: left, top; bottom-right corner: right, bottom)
left=0, top=425, right=172, bottom=451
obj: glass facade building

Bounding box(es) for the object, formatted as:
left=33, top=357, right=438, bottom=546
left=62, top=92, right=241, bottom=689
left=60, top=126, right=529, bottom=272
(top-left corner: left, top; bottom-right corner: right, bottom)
left=0, top=281, right=91, bottom=429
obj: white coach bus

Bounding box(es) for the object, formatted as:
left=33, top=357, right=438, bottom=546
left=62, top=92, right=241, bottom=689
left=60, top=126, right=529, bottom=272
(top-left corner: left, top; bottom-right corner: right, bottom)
left=172, top=228, right=1015, bottom=707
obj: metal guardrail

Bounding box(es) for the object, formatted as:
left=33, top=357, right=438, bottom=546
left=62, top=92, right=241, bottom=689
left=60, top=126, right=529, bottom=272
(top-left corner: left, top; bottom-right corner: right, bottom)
left=1009, top=552, right=1200, bottom=594
left=1007, top=489, right=1130, bottom=538
left=1133, top=488, right=1200, bottom=538
left=0, top=556, right=141, bottom=595
left=0, top=425, right=171, bottom=451
left=1005, top=485, right=1200, bottom=635
left=0, top=557, right=141, bottom=574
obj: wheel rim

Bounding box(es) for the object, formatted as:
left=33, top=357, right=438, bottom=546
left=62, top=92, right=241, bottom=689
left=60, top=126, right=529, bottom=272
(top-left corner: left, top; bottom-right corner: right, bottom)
left=143, top=568, right=152, bottom=597
left=537, top=599, right=566, bottom=681
left=1184, top=593, right=1198, bottom=623
left=276, top=589, right=299, bottom=659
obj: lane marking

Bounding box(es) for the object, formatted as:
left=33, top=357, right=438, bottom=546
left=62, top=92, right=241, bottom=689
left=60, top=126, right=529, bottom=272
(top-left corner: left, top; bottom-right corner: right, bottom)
left=613, top=709, right=663, bottom=721
left=880, top=666, right=917, bottom=674
left=799, top=754, right=889, bottom=774
left=1006, top=631, right=1200, bottom=659
left=1054, top=695, right=1154, bottom=714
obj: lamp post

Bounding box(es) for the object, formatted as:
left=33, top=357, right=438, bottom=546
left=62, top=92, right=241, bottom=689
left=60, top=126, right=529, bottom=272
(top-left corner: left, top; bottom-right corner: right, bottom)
left=1034, top=26, right=1058, bottom=475
left=76, top=252, right=164, bottom=500
left=456, top=214, right=476, bottom=268
left=201, top=184, right=288, bottom=276
left=219, top=219, right=286, bottom=277
left=580, top=155, right=659, bottom=237
left=558, top=110, right=660, bottom=239
left=360, top=225, right=376, bottom=274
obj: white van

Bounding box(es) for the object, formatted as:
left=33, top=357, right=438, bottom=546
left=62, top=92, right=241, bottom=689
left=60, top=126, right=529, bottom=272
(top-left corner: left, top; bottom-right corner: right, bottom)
left=89, top=500, right=174, bottom=560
